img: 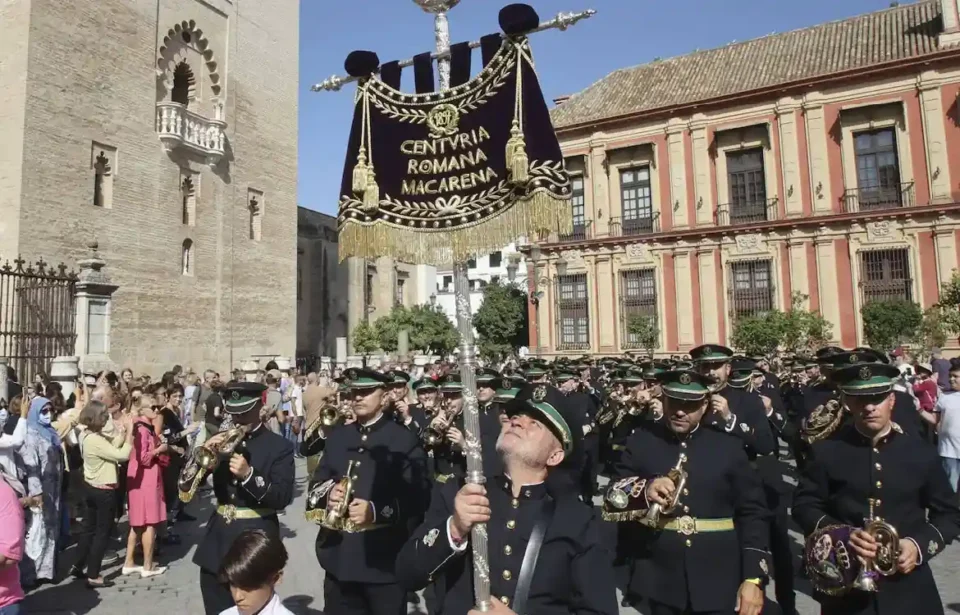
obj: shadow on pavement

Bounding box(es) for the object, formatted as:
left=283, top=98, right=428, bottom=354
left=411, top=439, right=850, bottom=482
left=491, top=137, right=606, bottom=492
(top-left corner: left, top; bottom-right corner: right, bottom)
left=284, top=593, right=324, bottom=615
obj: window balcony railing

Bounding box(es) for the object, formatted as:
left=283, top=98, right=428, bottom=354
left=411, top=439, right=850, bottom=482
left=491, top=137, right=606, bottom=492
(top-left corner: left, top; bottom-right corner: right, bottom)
left=559, top=220, right=592, bottom=243
left=715, top=197, right=779, bottom=227
left=842, top=182, right=914, bottom=213
left=156, top=102, right=227, bottom=165
left=610, top=213, right=661, bottom=237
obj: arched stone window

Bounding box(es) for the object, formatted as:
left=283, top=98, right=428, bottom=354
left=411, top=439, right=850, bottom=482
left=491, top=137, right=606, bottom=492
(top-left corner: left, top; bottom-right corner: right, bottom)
left=171, top=61, right=196, bottom=106
left=93, top=151, right=112, bottom=208
left=182, top=239, right=194, bottom=276
left=181, top=175, right=196, bottom=226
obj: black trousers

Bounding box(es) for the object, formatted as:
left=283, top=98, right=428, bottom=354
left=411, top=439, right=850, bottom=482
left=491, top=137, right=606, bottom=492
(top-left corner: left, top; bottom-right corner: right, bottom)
left=769, top=495, right=796, bottom=612
left=72, top=483, right=117, bottom=579
left=648, top=601, right=731, bottom=615
left=200, top=569, right=235, bottom=615
left=323, top=574, right=406, bottom=615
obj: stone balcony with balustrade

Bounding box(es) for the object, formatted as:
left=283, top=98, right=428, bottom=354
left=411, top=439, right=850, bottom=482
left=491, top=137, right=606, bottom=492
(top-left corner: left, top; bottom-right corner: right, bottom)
left=156, top=102, right=227, bottom=165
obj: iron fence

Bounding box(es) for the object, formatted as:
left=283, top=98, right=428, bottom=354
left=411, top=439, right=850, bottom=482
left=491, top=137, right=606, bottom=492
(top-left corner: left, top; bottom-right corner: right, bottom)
left=842, top=182, right=914, bottom=213
left=0, top=258, right=77, bottom=383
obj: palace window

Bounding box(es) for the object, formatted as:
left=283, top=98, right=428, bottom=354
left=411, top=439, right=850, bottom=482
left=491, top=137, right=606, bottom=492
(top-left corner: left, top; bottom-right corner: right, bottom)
left=859, top=248, right=912, bottom=304
left=561, top=176, right=587, bottom=241
left=620, top=167, right=654, bottom=236
left=726, top=148, right=768, bottom=224
left=181, top=239, right=194, bottom=276
left=620, top=269, right=658, bottom=349
left=467, top=258, right=477, bottom=269
left=396, top=275, right=407, bottom=306
left=557, top=274, right=589, bottom=350
left=852, top=128, right=902, bottom=210
left=728, top=260, right=773, bottom=320
left=489, top=251, right=502, bottom=268
left=441, top=275, right=453, bottom=293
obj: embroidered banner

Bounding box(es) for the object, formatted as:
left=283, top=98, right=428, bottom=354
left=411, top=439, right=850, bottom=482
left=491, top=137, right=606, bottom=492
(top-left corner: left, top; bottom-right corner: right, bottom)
left=338, top=36, right=572, bottom=265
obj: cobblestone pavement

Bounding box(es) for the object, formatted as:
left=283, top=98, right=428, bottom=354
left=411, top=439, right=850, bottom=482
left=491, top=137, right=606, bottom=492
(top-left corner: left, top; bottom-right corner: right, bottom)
left=20, top=459, right=960, bottom=614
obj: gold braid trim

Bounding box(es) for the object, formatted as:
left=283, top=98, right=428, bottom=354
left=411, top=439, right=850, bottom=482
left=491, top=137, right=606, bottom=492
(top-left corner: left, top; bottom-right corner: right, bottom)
left=601, top=509, right=650, bottom=523
left=338, top=190, right=572, bottom=266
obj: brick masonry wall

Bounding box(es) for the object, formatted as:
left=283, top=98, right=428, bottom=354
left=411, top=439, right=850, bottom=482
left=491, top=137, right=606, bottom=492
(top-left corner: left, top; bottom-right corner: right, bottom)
left=13, top=0, right=298, bottom=377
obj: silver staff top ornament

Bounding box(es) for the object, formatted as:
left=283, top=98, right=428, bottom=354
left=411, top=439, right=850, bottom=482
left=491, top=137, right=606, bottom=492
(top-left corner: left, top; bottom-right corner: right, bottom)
left=413, top=0, right=461, bottom=13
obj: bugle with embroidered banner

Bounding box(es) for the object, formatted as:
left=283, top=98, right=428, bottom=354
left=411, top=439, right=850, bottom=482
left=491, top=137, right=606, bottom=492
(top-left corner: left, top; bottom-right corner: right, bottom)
left=337, top=36, right=572, bottom=266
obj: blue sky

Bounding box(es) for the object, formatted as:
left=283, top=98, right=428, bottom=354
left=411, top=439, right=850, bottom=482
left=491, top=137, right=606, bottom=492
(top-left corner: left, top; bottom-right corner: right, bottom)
left=299, top=0, right=901, bottom=214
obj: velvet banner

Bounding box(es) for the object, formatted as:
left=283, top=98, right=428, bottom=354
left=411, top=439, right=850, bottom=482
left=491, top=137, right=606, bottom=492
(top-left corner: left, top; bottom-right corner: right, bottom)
left=337, top=36, right=572, bottom=265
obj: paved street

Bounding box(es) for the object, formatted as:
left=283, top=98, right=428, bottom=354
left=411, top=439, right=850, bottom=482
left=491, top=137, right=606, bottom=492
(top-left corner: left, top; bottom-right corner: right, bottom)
left=21, top=459, right=960, bottom=615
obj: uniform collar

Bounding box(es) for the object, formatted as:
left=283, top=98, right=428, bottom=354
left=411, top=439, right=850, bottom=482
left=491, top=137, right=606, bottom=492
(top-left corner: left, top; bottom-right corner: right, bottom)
left=500, top=474, right=548, bottom=501
left=853, top=421, right=902, bottom=447
left=358, top=411, right=386, bottom=434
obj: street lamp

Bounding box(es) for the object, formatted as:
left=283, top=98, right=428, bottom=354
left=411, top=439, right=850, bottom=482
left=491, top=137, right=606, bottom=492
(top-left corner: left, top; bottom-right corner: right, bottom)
left=505, top=252, right=522, bottom=282
left=555, top=254, right=569, bottom=277
left=429, top=292, right=437, bottom=306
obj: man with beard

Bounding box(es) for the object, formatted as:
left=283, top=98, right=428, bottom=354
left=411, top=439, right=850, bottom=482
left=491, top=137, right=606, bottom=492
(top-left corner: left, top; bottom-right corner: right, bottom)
left=605, top=369, right=770, bottom=615
left=396, top=384, right=618, bottom=615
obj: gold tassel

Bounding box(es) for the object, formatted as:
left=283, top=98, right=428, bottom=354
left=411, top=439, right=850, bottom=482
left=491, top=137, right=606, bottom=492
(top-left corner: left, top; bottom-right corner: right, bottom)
left=352, top=147, right=369, bottom=194
left=505, top=121, right=522, bottom=169
left=362, top=171, right=380, bottom=213
left=511, top=142, right=529, bottom=185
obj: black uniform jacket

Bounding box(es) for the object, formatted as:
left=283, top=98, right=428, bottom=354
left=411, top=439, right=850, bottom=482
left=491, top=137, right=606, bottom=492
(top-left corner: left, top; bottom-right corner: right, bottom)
left=793, top=423, right=960, bottom=615
left=396, top=475, right=618, bottom=615
left=311, top=412, right=430, bottom=584
left=193, top=424, right=295, bottom=574
left=611, top=422, right=770, bottom=613
left=712, top=384, right=776, bottom=457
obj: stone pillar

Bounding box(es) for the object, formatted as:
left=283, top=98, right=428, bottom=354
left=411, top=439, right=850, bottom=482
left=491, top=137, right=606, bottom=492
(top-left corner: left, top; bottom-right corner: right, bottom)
left=50, top=356, right=79, bottom=400
left=0, top=357, right=8, bottom=404
left=73, top=241, right=118, bottom=377
left=336, top=337, right=348, bottom=368
left=665, top=119, right=689, bottom=228
left=689, top=115, right=713, bottom=226
left=587, top=142, right=608, bottom=234
left=346, top=257, right=366, bottom=354
left=397, top=329, right=410, bottom=363
left=776, top=98, right=804, bottom=217
left=273, top=356, right=292, bottom=375
left=814, top=236, right=842, bottom=343
left=803, top=94, right=833, bottom=214
left=917, top=72, right=953, bottom=203
left=241, top=358, right=259, bottom=382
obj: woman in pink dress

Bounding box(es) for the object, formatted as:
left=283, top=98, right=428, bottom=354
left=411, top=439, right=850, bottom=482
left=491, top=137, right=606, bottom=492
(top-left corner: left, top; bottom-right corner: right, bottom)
left=122, top=394, right=169, bottom=578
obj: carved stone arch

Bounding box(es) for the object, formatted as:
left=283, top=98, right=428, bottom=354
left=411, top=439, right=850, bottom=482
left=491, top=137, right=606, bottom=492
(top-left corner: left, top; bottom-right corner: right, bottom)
left=156, top=20, right=221, bottom=99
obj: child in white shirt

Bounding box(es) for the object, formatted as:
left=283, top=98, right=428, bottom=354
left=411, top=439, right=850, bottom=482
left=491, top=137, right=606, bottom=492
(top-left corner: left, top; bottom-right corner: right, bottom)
left=217, top=529, right=295, bottom=615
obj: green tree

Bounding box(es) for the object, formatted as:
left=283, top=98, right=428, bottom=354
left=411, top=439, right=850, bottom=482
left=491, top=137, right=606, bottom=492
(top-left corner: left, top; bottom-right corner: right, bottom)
left=913, top=306, right=950, bottom=358
left=626, top=314, right=660, bottom=357
left=351, top=320, right=379, bottom=361
left=408, top=304, right=460, bottom=357
left=779, top=292, right=833, bottom=354
left=860, top=299, right=923, bottom=351
left=373, top=305, right=412, bottom=353
left=731, top=311, right=784, bottom=357
left=473, top=280, right=529, bottom=361
left=935, top=269, right=960, bottom=336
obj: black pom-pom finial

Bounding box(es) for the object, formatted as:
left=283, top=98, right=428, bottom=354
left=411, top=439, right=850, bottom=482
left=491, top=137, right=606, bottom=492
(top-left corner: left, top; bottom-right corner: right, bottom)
left=345, top=50, right=380, bottom=78
left=499, top=4, right=539, bottom=36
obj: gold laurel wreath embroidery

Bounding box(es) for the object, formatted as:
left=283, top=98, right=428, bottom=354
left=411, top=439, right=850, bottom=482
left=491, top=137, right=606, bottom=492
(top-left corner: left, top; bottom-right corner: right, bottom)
left=368, top=54, right=515, bottom=123
left=384, top=182, right=510, bottom=219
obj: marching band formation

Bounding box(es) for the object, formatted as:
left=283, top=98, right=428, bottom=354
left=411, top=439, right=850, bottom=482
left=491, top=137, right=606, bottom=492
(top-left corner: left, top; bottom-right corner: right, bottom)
left=178, top=344, right=960, bottom=615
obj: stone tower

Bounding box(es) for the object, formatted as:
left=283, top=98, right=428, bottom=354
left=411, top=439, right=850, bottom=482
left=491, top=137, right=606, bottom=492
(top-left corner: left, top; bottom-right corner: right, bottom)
left=0, top=0, right=299, bottom=375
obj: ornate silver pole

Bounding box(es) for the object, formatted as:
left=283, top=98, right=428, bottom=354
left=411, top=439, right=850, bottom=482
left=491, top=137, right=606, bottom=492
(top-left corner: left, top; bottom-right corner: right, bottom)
left=413, top=1, right=490, bottom=609
left=311, top=8, right=596, bottom=91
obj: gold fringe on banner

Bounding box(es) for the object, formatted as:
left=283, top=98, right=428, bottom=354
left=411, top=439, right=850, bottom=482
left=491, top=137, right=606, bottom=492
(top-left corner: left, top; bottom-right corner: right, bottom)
left=338, top=190, right=573, bottom=266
